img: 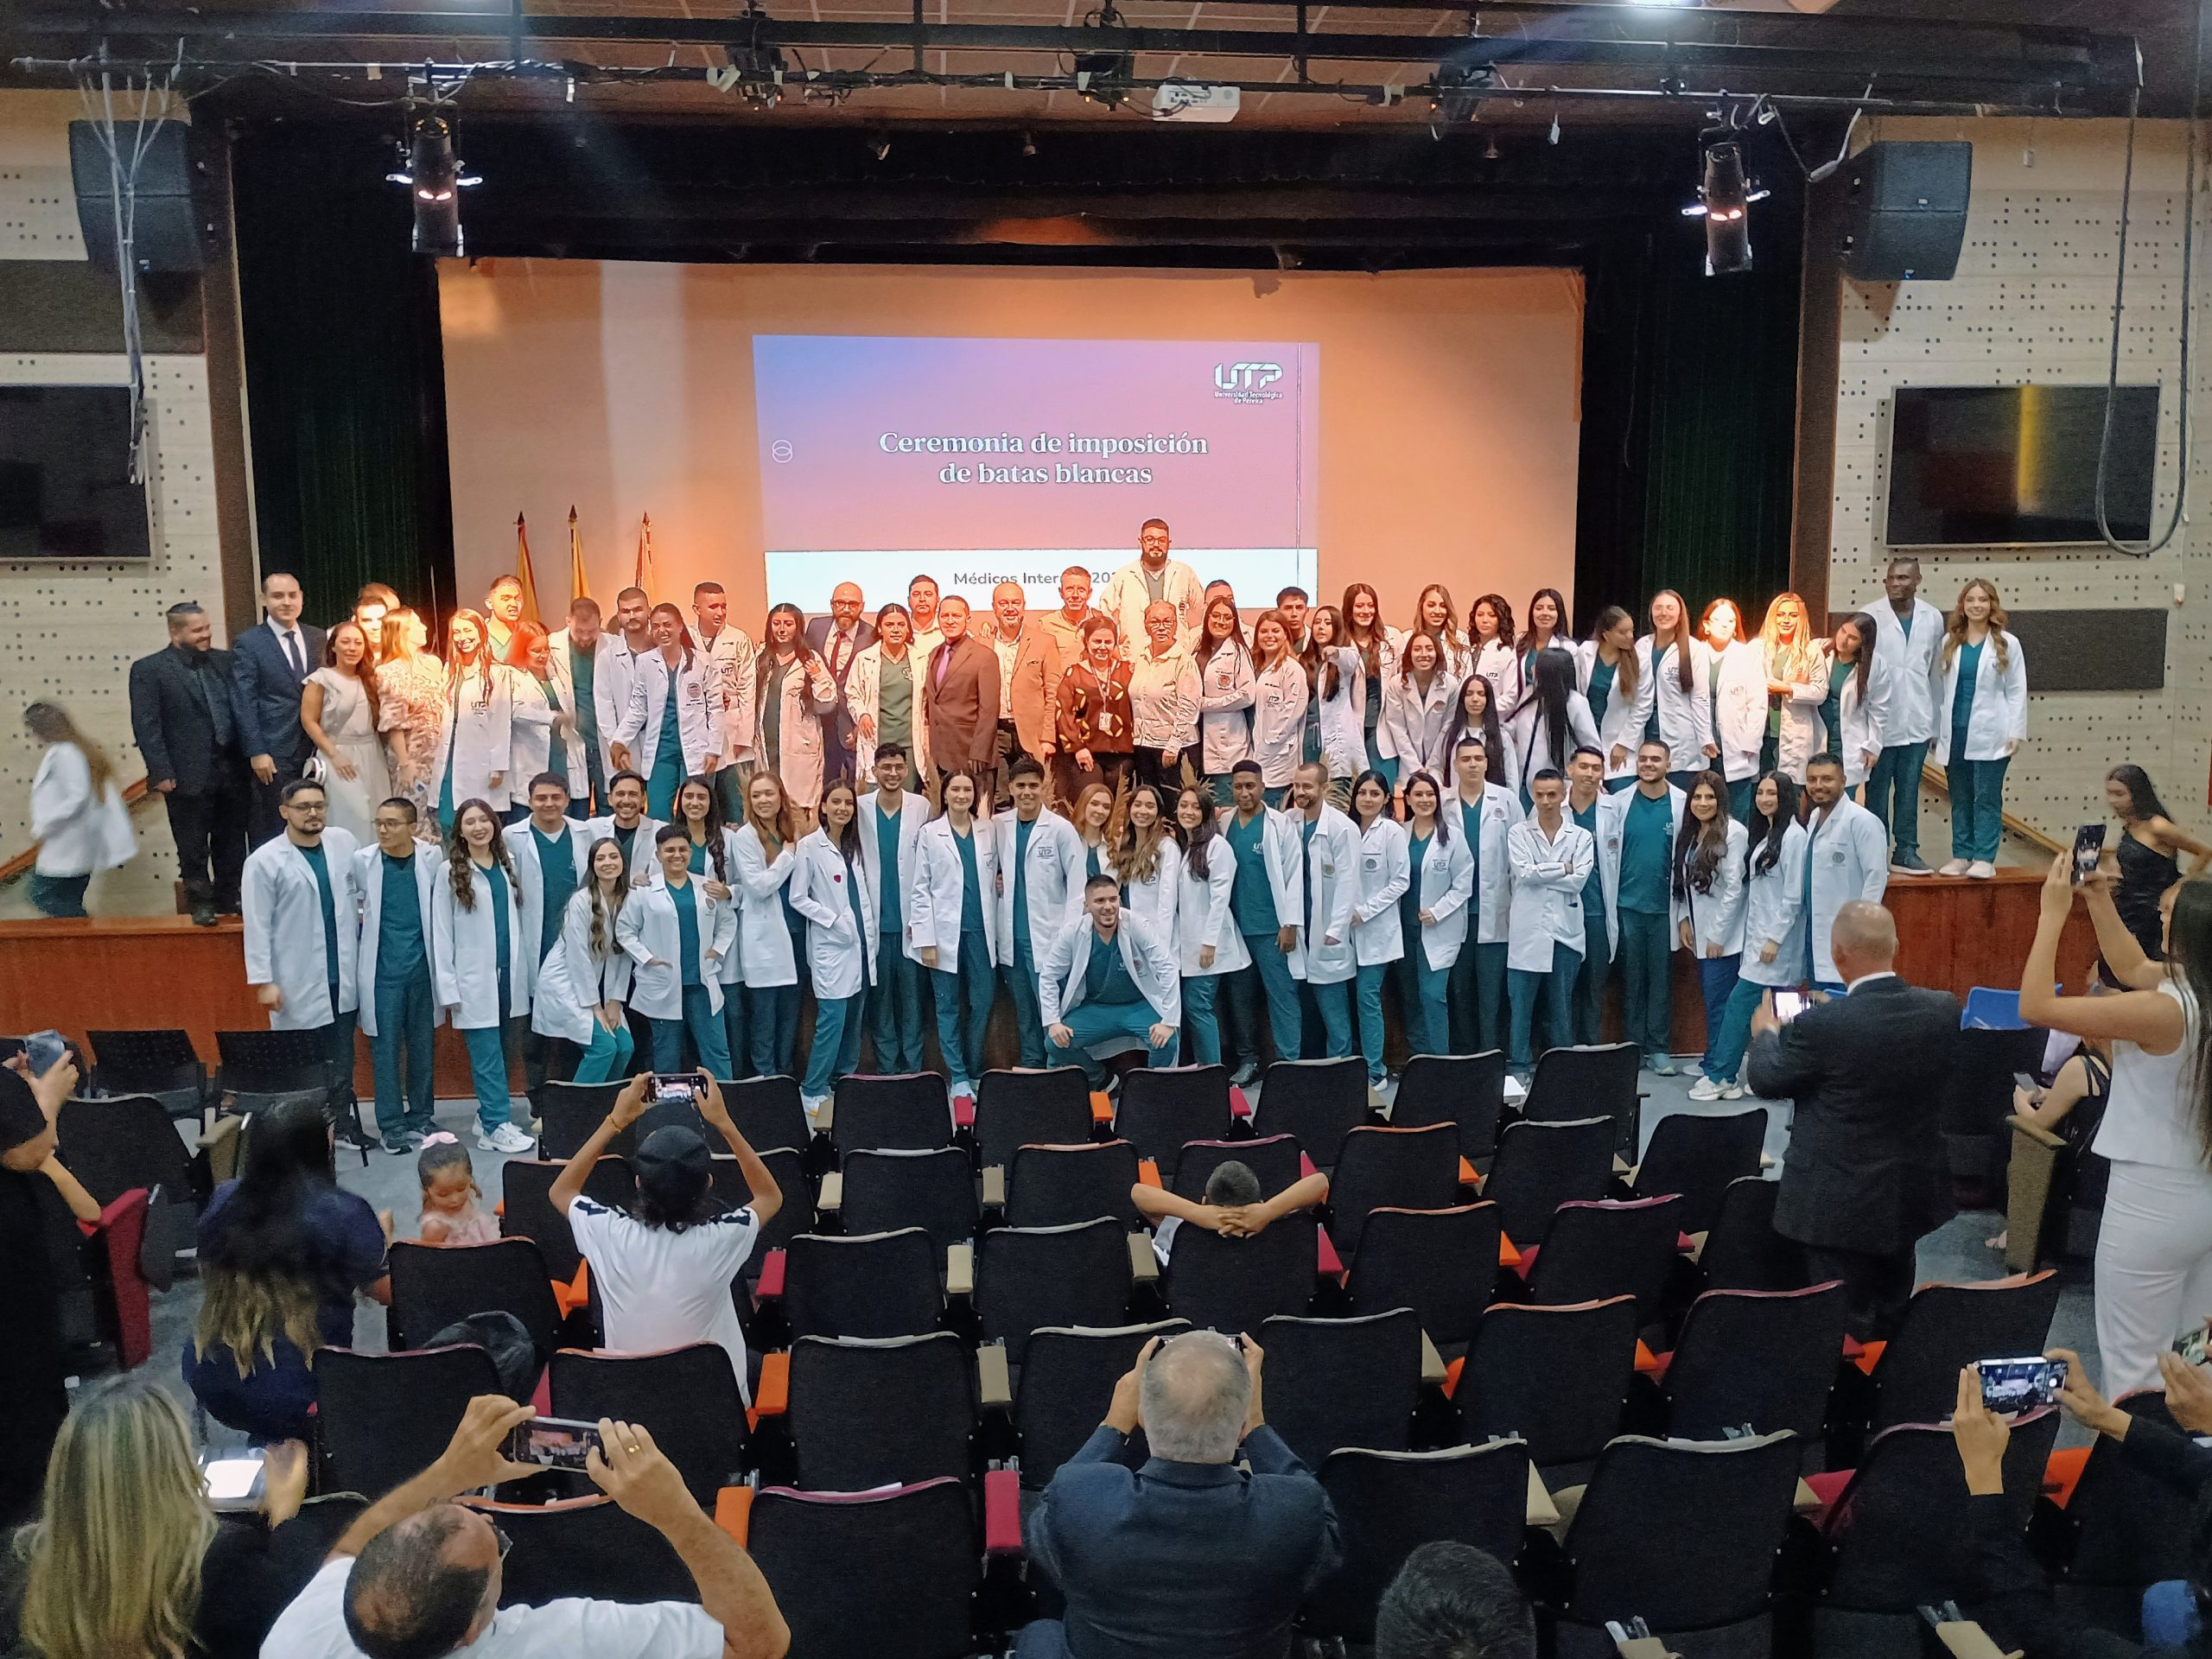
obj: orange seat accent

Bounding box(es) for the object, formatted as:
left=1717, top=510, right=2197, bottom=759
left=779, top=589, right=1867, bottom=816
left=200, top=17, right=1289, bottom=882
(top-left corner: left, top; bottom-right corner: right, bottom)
left=1634, top=1339, right=1662, bottom=1376
left=1090, top=1092, right=1114, bottom=1125
left=494, top=1199, right=505, bottom=1218
left=1497, top=1233, right=1521, bottom=1268
left=1136, top=1159, right=1162, bottom=1189
left=1643, top=1349, right=1675, bottom=1381
left=1852, top=1338, right=1887, bottom=1376
left=715, top=1484, right=753, bottom=1546
left=1299, top=1151, right=1318, bottom=1179
left=2044, top=1445, right=2092, bottom=1508
left=1316, top=1230, right=1344, bottom=1277
left=1802, top=1468, right=1853, bottom=1516
left=746, top=1351, right=790, bottom=1432
left=550, top=1261, right=590, bottom=1319
left=1442, top=1356, right=1465, bottom=1399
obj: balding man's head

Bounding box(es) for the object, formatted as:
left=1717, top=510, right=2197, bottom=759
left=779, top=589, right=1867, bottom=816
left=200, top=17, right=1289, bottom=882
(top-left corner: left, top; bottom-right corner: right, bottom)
left=1830, top=900, right=1898, bottom=983
left=344, top=1503, right=500, bottom=1659
left=1140, top=1332, right=1250, bottom=1465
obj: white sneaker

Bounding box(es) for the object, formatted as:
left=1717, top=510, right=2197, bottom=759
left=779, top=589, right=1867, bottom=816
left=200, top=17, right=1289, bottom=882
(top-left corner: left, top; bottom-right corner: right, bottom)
left=479, top=1122, right=535, bottom=1154
left=1967, top=860, right=1996, bottom=879
left=1938, top=859, right=1970, bottom=876
left=801, top=1093, right=830, bottom=1127
left=1720, top=1082, right=1745, bottom=1100
left=1687, top=1077, right=1725, bottom=1102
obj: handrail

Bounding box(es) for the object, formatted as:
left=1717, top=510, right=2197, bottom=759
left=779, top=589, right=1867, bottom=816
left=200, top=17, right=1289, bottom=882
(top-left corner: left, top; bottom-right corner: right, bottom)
left=0, top=777, right=152, bottom=884
left=1920, top=761, right=2064, bottom=857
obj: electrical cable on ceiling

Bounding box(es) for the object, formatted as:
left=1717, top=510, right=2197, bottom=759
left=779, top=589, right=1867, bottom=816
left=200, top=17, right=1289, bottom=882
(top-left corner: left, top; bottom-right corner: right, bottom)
left=75, top=53, right=179, bottom=487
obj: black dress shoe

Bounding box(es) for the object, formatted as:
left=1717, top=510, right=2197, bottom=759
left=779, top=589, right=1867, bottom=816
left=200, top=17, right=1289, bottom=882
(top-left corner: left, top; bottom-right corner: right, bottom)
left=190, top=900, right=218, bottom=926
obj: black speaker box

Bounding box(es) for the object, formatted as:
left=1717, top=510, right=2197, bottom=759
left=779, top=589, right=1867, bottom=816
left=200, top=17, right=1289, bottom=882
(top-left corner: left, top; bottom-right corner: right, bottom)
left=1838, top=140, right=1972, bottom=282
left=68, top=119, right=210, bottom=273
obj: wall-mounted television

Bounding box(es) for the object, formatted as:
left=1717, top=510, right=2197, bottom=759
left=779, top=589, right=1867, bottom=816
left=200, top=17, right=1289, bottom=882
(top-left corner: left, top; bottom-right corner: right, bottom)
left=1885, top=383, right=2160, bottom=548
left=0, top=385, right=153, bottom=561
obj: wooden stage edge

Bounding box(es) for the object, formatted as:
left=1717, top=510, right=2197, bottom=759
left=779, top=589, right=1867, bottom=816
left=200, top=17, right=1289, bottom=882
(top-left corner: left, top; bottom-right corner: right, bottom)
left=0, top=870, right=2100, bottom=1084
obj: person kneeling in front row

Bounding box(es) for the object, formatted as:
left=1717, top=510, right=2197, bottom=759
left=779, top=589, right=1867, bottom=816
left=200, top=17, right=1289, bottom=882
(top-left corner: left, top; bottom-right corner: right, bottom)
left=1039, top=874, right=1183, bottom=1089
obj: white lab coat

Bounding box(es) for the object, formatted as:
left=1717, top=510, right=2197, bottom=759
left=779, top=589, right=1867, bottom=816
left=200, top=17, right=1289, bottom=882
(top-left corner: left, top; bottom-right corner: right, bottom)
left=992, top=808, right=1087, bottom=965
left=1472, top=639, right=1522, bottom=715
left=1576, top=643, right=1648, bottom=783
left=1447, top=784, right=1522, bottom=946
left=1590, top=785, right=1687, bottom=957
left=845, top=644, right=932, bottom=780
left=1636, top=636, right=1714, bottom=774
left=1128, top=647, right=1201, bottom=754
left=697, top=626, right=757, bottom=760
left=1196, top=639, right=1255, bottom=775
left=1350, top=816, right=1411, bottom=967
left=1299, top=804, right=1363, bottom=986
left=1738, top=820, right=1809, bottom=989
left=508, top=674, right=590, bottom=798
left=1803, top=797, right=1891, bottom=984
left=548, top=628, right=626, bottom=784
left=911, top=816, right=1001, bottom=969
left=531, top=887, right=637, bottom=1045
left=1121, top=839, right=1183, bottom=947
left=1671, top=816, right=1751, bottom=957
left=1250, top=657, right=1309, bottom=789
left=858, top=791, right=931, bottom=950
left=1405, top=821, right=1477, bottom=970
left=429, top=667, right=518, bottom=809
left=351, top=841, right=442, bottom=1037
left=1812, top=649, right=1891, bottom=787
left=1509, top=690, right=1602, bottom=784
left=1220, top=804, right=1309, bottom=977
left=790, top=830, right=880, bottom=1001
left=430, top=855, right=532, bottom=1030
left=729, top=822, right=803, bottom=988
left=1174, top=836, right=1249, bottom=977
left=615, top=875, right=737, bottom=1020
left=502, top=818, right=594, bottom=973
left=1770, top=664, right=1832, bottom=784
left=613, top=648, right=726, bottom=783
left=30, top=744, right=132, bottom=877
left=599, top=642, right=653, bottom=762
left=242, top=830, right=362, bottom=1028
left=1505, top=816, right=1598, bottom=974
left=753, top=652, right=842, bottom=810
left=1931, top=630, right=2029, bottom=766
left=1383, top=670, right=1463, bottom=779
left=1859, top=595, right=1946, bottom=747
left=1314, top=647, right=1368, bottom=780
left=1100, top=558, right=1205, bottom=656
left=582, top=815, right=667, bottom=887
left=1039, top=913, right=1182, bottom=1026
left=1708, top=641, right=1769, bottom=785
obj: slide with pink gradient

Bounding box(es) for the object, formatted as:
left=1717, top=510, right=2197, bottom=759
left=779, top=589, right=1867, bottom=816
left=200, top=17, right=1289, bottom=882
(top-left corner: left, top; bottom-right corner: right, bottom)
left=752, top=334, right=1318, bottom=608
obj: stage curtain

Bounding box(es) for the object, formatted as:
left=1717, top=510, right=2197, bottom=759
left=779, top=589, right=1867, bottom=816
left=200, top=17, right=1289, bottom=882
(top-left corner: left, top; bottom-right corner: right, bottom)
left=231, top=128, right=455, bottom=630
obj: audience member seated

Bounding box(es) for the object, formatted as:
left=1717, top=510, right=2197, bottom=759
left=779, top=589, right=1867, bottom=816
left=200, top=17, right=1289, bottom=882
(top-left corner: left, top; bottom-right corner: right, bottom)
left=548, top=1075, right=781, bottom=1402
left=261, top=1395, right=790, bottom=1659
left=1955, top=1350, right=2212, bottom=1658
left=1131, top=1161, right=1330, bottom=1268
left=0, top=1052, right=88, bottom=1526
left=1, top=1373, right=321, bottom=1659
left=1988, top=1034, right=2110, bottom=1255
left=185, top=1094, right=392, bottom=1444
left=1373, top=1541, right=1537, bottom=1659
left=1021, top=1331, right=1343, bottom=1658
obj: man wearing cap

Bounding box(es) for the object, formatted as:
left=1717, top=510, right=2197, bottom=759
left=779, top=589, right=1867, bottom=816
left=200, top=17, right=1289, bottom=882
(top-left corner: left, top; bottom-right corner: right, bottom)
left=549, top=1073, right=783, bottom=1400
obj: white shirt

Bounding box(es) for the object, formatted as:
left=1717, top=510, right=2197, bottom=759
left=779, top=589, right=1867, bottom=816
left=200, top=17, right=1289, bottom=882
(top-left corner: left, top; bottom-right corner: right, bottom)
left=262, top=1555, right=725, bottom=1659
left=566, top=1194, right=761, bottom=1401
left=2094, top=980, right=2202, bottom=1170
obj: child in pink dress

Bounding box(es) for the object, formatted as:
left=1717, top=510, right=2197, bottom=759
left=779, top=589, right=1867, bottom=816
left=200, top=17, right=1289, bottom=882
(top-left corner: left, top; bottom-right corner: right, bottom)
left=416, top=1134, right=500, bottom=1245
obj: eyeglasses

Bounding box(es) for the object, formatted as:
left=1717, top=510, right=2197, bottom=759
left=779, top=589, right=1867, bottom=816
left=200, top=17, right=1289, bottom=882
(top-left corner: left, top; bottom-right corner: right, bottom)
left=492, top=1523, right=513, bottom=1560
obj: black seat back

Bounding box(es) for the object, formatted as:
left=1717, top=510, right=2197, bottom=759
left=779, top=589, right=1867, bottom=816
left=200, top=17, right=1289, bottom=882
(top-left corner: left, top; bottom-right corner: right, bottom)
left=386, top=1237, right=561, bottom=1359
left=976, top=1217, right=1131, bottom=1363
left=86, top=1028, right=207, bottom=1116
left=548, top=1344, right=747, bottom=1503
left=783, top=1228, right=942, bottom=1339
left=1255, top=1058, right=1370, bottom=1166
left=788, top=1332, right=976, bottom=1490
left=749, top=1479, right=978, bottom=1659
left=1522, top=1042, right=1641, bottom=1154
left=1327, top=1123, right=1460, bottom=1256
left=1525, top=1195, right=1685, bottom=1325
left=1459, top=1297, right=1637, bottom=1471
left=317, top=1345, right=502, bottom=1497
left=1306, top=1442, right=1531, bottom=1642
left=1014, top=1319, right=1191, bottom=1490
left=1172, top=1135, right=1303, bottom=1204
left=1166, top=1211, right=1317, bottom=1335
left=499, top=1157, right=636, bottom=1284
left=1633, top=1106, right=1768, bottom=1235
left=1700, top=1176, right=1803, bottom=1293
left=481, top=1495, right=696, bottom=1605
left=213, top=1029, right=328, bottom=1097
left=832, top=1072, right=952, bottom=1157
left=1666, top=1283, right=1850, bottom=1443
left=1115, top=1065, right=1234, bottom=1176
left=1868, top=1271, right=2063, bottom=1433
left=840, top=1147, right=977, bottom=1252
left=1344, top=1203, right=1502, bottom=1348
left=1390, top=1051, right=1509, bottom=1164
left=1482, top=1116, right=1613, bottom=1249
left=1006, top=1141, right=1141, bottom=1230
left=720, top=1073, right=810, bottom=1155
left=57, top=1093, right=194, bottom=1207
left=744, top=1147, right=811, bottom=1258
left=974, top=1067, right=1094, bottom=1171
left=537, top=1080, right=632, bottom=1159
left=2063, top=1392, right=2198, bottom=1595
left=1260, top=1308, right=1422, bottom=1466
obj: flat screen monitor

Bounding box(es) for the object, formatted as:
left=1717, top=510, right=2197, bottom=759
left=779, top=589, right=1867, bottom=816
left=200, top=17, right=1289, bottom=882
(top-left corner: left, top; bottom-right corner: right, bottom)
left=0, top=385, right=153, bottom=561
left=1885, top=383, right=2159, bottom=547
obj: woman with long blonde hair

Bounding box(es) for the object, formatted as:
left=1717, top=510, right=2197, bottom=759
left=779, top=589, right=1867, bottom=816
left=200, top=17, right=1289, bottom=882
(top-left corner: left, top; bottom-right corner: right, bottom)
left=1414, top=583, right=1472, bottom=679
left=373, top=605, right=445, bottom=830
left=1071, top=779, right=1119, bottom=881
left=1637, top=588, right=1713, bottom=791
left=1758, top=591, right=1829, bottom=785
left=22, top=699, right=132, bottom=918
left=733, top=768, right=806, bottom=1077
left=1934, top=577, right=2030, bottom=877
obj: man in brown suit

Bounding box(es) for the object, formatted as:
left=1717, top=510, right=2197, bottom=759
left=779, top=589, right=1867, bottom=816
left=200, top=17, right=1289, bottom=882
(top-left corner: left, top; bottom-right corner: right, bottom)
left=925, top=595, right=1003, bottom=804
left=987, top=582, right=1068, bottom=808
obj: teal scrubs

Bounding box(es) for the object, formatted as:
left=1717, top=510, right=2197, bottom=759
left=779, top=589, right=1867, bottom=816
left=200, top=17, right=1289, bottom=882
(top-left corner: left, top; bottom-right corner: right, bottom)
left=647, top=671, right=685, bottom=821
left=1617, top=790, right=1674, bottom=1064
left=932, top=826, right=995, bottom=1085
left=1224, top=810, right=1300, bottom=1072
left=655, top=877, right=733, bottom=1077
left=459, top=860, right=517, bottom=1132
left=1058, top=925, right=1176, bottom=1084
left=872, top=801, right=924, bottom=1072
left=1447, top=795, right=1507, bottom=1053
left=1001, top=816, right=1049, bottom=1068
left=371, top=852, right=435, bottom=1141
left=296, top=842, right=355, bottom=1103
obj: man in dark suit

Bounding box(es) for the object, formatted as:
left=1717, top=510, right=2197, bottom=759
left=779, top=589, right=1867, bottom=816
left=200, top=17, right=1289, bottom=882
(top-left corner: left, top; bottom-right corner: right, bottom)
left=128, top=601, right=250, bottom=925
left=1745, top=899, right=1960, bottom=1340
left=1021, top=1331, right=1342, bottom=1658
left=804, top=580, right=875, bottom=789
left=228, top=569, right=326, bottom=846
left=922, top=595, right=1002, bottom=804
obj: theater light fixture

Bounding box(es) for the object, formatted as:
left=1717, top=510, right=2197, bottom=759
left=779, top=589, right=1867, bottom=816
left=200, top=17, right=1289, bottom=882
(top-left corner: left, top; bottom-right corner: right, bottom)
left=385, top=111, right=479, bottom=257
left=1429, top=64, right=1488, bottom=127
left=1681, top=137, right=1768, bottom=275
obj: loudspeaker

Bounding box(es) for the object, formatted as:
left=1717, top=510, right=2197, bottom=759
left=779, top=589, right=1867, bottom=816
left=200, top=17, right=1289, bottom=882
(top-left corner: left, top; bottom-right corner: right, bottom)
left=68, top=119, right=210, bottom=273
left=1838, top=140, right=1972, bottom=282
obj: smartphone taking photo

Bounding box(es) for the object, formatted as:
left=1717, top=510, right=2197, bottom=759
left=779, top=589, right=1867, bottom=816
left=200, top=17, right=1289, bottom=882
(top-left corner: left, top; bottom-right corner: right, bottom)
left=1770, top=990, right=1809, bottom=1024
left=200, top=1449, right=267, bottom=1512
left=1974, top=1355, right=2067, bottom=1413
left=2071, top=823, right=2107, bottom=885
left=504, top=1416, right=605, bottom=1471
left=648, top=1071, right=709, bottom=1106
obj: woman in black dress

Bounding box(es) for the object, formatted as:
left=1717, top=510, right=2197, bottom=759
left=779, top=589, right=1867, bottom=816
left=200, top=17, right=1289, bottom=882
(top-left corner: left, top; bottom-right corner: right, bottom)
left=2105, top=766, right=2211, bottom=967
left=0, top=1055, right=81, bottom=1529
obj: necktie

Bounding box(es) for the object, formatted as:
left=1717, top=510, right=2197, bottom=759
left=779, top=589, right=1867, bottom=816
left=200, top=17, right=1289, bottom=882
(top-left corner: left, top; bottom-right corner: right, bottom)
left=283, top=629, right=304, bottom=681
left=934, top=646, right=950, bottom=692
left=832, top=632, right=849, bottom=676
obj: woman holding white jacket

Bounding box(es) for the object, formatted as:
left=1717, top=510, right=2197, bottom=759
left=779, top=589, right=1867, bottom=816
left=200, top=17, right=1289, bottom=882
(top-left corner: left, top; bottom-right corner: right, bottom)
left=429, top=610, right=514, bottom=829
left=1814, top=612, right=1890, bottom=791
left=912, top=772, right=1000, bottom=1096
left=1194, top=598, right=1255, bottom=804
left=1395, top=770, right=1475, bottom=1060
left=791, top=781, right=880, bottom=1118
left=432, top=798, right=535, bottom=1152
left=1171, top=788, right=1247, bottom=1066
left=619, top=824, right=737, bottom=1077
left=1347, top=770, right=1411, bottom=1087
left=1933, top=578, right=2030, bottom=879
left=1669, top=772, right=1750, bottom=1098
left=731, top=772, right=805, bottom=1077
left=1382, top=632, right=1461, bottom=785
left=531, top=837, right=637, bottom=1084
left=1702, top=772, right=1808, bottom=1099
left=1700, top=600, right=1768, bottom=820
left=846, top=604, right=931, bottom=784
left=1637, top=589, right=1714, bottom=791
left=23, top=700, right=132, bottom=917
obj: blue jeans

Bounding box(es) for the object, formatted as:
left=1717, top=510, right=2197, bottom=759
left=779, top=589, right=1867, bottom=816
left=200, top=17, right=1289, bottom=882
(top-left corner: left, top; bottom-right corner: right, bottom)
left=748, top=984, right=798, bottom=1077
left=654, top=984, right=733, bottom=1077
left=803, top=990, right=867, bottom=1098
left=29, top=872, right=89, bottom=917
left=572, top=1016, right=636, bottom=1085
left=1056, top=997, right=1176, bottom=1085
left=1617, top=909, right=1672, bottom=1063
left=1300, top=979, right=1352, bottom=1061
left=1867, top=740, right=1929, bottom=862
left=1508, top=943, right=1580, bottom=1072
left=370, top=963, right=437, bottom=1141
left=1949, top=754, right=2009, bottom=862
left=461, top=1024, right=515, bottom=1132
left=1693, top=953, right=1741, bottom=1071
left=1446, top=939, right=1506, bottom=1055
left=932, top=931, right=995, bottom=1084
left=1227, top=934, right=1302, bottom=1072
left=1397, top=947, right=1450, bottom=1059
left=1705, top=972, right=1766, bottom=1086
left=1183, top=974, right=1223, bottom=1066
left=1003, top=947, right=1048, bottom=1068
left=873, top=936, right=927, bottom=1072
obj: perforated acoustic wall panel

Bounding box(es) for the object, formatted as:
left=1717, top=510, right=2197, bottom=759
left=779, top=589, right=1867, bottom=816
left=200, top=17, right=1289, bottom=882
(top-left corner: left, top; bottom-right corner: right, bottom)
left=1831, top=117, right=2210, bottom=844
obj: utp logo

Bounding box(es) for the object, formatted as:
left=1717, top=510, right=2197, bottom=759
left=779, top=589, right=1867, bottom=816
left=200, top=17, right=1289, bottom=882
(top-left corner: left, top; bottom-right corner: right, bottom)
left=1213, top=361, right=1284, bottom=402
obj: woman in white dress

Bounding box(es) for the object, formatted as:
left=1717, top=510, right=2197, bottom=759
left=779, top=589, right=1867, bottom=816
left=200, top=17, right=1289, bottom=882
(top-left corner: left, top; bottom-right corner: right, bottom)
left=429, top=609, right=514, bottom=833
left=374, top=607, right=445, bottom=834
left=1700, top=599, right=1767, bottom=823
left=302, top=620, right=392, bottom=848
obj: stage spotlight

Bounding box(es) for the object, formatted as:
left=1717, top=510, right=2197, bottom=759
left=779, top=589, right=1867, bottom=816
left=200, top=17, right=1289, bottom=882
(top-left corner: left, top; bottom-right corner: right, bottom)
left=1430, top=65, right=1487, bottom=126
left=385, top=112, right=479, bottom=257
left=716, top=7, right=785, bottom=107
left=1681, top=138, right=1768, bottom=275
